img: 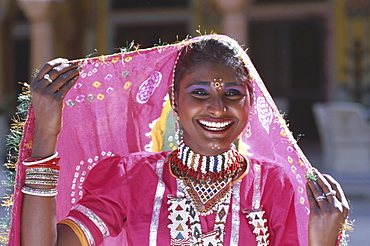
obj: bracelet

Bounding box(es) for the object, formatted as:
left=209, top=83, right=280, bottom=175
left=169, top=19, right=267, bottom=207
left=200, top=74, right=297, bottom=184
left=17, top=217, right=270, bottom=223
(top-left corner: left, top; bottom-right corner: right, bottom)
left=23, top=153, right=59, bottom=166
left=25, top=174, right=59, bottom=181
left=25, top=179, right=58, bottom=186
left=21, top=186, right=58, bottom=197
left=26, top=164, right=61, bottom=170
left=26, top=167, right=60, bottom=175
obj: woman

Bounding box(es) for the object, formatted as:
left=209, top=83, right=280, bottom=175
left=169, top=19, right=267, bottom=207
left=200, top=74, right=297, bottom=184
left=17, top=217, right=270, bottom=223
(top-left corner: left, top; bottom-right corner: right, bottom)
left=15, top=35, right=348, bottom=245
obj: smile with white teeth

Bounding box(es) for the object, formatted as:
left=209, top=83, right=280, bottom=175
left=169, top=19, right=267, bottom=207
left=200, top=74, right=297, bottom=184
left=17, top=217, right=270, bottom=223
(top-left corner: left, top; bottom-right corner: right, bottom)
left=198, top=119, right=233, bottom=131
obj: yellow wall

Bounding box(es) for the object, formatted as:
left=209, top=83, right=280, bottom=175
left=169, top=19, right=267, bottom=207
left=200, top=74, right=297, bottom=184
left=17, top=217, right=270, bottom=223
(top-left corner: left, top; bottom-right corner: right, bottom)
left=335, top=0, right=369, bottom=85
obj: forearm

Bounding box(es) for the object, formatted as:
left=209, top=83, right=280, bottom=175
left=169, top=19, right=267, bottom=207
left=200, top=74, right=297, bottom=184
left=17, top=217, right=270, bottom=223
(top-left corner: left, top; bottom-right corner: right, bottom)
left=21, top=165, right=81, bottom=246
left=20, top=58, right=81, bottom=245
left=21, top=130, right=58, bottom=245
left=21, top=194, right=57, bottom=246
left=31, top=129, right=58, bottom=158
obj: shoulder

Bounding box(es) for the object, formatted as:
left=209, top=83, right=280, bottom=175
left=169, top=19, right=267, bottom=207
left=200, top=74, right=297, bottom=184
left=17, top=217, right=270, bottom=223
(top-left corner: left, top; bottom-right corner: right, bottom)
left=248, top=157, right=294, bottom=192
left=249, top=157, right=286, bottom=178
left=84, top=151, right=170, bottom=189
left=92, top=151, right=170, bottom=171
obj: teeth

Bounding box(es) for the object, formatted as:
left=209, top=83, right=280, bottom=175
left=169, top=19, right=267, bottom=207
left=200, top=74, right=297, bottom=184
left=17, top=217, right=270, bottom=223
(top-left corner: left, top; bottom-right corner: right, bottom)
left=198, top=120, right=233, bottom=131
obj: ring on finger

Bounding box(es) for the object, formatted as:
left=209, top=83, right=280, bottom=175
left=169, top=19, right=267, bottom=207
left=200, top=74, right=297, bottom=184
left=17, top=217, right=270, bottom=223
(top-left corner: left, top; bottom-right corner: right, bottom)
left=43, top=74, right=53, bottom=84
left=325, top=190, right=337, bottom=197
left=315, top=194, right=327, bottom=202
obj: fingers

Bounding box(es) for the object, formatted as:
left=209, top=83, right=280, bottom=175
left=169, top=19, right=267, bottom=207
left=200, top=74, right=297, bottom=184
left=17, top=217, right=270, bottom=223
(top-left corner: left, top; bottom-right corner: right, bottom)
left=31, top=58, right=69, bottom=87
left=306, top=169, right=350, bottom=215
left=306, top=170, right=340, bottom=210
left=31, top=58, right=79, bottom=98
left=47, top=63, right=79, bottom=95
left=54, top=72, right=79, bottom=99
left=323, top=174, right=350, bottom=217
left=323, top=175, right=345, bottom=202
left=306, top=172, right=329, bottom=205
left=315, top=172, right=336, bottom=202
left=306, top=183, right=320, bottom=212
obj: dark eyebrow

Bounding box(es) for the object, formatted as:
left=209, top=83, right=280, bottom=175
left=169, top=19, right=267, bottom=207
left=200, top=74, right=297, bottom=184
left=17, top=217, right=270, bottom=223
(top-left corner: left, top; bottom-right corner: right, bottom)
left=224, top=82, right=244, bottom=87
left=185, top=81, right=211, bottom=89
left=185, top=81, right=243, bottom=89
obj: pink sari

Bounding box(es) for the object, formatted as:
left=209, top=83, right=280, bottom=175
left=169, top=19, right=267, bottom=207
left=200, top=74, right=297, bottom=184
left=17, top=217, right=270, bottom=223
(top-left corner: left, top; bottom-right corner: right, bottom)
left=9, top=35, right=311, bottom=245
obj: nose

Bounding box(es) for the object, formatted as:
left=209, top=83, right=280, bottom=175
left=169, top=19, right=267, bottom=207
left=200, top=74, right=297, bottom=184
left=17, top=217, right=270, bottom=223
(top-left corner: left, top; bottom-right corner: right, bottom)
left=207, top=94, right=226, bottom=117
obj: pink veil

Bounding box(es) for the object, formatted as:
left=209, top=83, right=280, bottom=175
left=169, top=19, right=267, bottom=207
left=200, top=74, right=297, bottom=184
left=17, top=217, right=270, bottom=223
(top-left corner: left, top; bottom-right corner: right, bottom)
left=9, top=35, right=311, bottom=245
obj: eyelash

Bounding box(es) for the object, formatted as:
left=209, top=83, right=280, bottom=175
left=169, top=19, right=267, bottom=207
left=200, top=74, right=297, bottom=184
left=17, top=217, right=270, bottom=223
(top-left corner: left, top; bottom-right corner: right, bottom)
left=225, top=89, right=243, bottom=97
left=190, top=88, right=244, bottom=98
left=190, top=89, right=210, bottom=96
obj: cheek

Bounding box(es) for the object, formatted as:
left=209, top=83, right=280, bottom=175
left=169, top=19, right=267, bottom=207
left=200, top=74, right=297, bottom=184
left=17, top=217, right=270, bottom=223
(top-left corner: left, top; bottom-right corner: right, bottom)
left=177, top=97, right=201, bottom=120
left=234, top=98, right=251, bottom=120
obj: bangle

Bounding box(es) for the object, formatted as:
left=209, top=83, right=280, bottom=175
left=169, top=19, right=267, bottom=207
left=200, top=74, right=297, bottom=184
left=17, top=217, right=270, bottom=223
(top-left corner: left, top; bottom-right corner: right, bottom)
left=26, top=167, right=60, bottom=175
left=26, top=164, right=61, bottom=170
left=23, top=153, right=59, bottom=166
left=25, top=174, right=59, bottom=181
left=25, top=179, right=58, bottom=186
left=21, top=186, right=58, bottom=197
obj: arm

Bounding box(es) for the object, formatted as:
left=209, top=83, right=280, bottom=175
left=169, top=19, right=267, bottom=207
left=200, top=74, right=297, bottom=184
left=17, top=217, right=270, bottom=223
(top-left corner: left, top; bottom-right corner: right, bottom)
left=21, top=58, right=81, bottom=246
left=306, top=170, right=350, bottom=246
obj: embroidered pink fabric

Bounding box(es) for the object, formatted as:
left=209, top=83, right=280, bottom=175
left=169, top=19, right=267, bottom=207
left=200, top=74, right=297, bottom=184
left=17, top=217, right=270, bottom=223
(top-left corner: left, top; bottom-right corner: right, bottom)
left=9, top=35, right=312, bottom=245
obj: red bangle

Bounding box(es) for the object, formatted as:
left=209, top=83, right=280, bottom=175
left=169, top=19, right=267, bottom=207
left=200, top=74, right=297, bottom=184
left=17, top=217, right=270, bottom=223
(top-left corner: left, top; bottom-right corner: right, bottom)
left=23, top=153, right=59, bottom=166
left=24, top=157, right=60, bottom=166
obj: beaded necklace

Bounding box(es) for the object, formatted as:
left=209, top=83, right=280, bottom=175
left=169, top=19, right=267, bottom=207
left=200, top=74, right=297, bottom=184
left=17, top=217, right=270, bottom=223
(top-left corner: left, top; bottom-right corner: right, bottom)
left=169, top=141, right=245, bottom=183
left=168, top=142, right=246, bottom=245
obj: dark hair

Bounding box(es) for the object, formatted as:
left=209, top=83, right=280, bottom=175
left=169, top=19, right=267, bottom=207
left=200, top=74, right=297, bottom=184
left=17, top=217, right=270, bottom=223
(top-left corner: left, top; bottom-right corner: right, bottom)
left=174, top=38, right=253, bottom=100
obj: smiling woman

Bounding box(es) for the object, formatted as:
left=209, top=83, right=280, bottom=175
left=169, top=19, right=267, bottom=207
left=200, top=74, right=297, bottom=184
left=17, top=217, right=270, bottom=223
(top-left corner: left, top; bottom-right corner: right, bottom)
left=175, top=62, right=250, bottom=156
left=13, top=35, right=349, bottom=246
left=173, top=39, right=252, bottom=156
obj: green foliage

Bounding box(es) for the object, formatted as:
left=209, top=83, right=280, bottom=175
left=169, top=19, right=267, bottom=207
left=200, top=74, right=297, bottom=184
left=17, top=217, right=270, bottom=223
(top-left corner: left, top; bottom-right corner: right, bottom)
left=0, top=83, right=31, bottom=245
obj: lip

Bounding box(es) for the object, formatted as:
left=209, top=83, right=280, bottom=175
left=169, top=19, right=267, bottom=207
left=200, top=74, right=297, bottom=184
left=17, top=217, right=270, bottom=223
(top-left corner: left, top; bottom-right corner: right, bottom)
left=197, top=118, right=235, bottom=132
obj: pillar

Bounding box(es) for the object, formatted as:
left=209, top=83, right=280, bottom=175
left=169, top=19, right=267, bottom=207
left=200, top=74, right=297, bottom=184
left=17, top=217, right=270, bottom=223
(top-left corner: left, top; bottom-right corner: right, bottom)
left=213, top=0, right=251, bottom=46
left=18, top=0, right=55, bottom=70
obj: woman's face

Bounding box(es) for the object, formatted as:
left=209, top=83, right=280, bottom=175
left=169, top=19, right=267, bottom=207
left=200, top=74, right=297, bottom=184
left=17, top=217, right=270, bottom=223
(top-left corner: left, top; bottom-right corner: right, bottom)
left=175, top=62, right=251, bottom=156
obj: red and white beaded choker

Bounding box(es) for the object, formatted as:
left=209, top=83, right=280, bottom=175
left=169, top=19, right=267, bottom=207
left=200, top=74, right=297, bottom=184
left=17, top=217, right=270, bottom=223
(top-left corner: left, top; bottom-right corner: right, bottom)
left=169, top=141, right=244, bottom=182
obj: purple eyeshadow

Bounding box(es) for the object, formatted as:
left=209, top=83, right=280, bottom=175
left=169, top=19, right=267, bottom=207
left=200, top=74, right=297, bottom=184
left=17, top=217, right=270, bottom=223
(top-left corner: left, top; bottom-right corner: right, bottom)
left=186, top=85, right=211, bottom=93
left=225, top=86, right=244, bottom=93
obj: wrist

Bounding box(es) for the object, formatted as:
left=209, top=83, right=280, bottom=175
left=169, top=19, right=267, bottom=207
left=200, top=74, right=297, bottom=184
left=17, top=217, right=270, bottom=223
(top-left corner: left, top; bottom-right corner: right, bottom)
left=31, top=129, right=59, bottom=158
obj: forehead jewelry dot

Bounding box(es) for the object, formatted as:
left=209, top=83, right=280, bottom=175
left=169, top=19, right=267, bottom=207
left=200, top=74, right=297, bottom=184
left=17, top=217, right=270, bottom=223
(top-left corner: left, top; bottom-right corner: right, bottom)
left=212, top=79, right=223, bottom=91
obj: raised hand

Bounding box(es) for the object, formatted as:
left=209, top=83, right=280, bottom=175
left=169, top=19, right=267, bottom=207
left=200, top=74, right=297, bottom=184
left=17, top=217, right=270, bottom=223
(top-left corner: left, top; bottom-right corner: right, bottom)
left=29, top=58, right=79, bottom=158
left=306, top=170, right=350, bottom=246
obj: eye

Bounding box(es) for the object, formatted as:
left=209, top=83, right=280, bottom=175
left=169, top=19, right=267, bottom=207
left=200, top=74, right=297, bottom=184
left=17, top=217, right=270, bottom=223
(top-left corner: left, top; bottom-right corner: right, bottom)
left=225, top=89, right=245, bottom=98
left=189, top=88, right=210, bottom=98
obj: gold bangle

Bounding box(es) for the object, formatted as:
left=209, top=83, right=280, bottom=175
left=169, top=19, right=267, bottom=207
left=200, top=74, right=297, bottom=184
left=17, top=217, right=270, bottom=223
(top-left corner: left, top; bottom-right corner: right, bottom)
left=25, top=179, right=58, bottom=186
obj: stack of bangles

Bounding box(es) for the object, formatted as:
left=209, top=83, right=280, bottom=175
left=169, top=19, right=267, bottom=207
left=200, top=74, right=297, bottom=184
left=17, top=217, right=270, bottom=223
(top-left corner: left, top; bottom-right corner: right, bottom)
left=21, top=153, right=60, bottom=197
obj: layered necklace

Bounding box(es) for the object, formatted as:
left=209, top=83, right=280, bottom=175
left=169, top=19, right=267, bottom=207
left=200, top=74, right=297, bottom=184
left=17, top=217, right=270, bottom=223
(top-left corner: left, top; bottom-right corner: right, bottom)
left=168, top=142, right=245, bottom=245
left=170, top=141, right=244, bottom=183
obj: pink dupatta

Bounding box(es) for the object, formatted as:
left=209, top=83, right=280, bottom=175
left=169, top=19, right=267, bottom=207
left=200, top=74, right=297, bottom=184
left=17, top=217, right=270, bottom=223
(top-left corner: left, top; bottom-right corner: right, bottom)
left=9, top=35, right=311, bottom=245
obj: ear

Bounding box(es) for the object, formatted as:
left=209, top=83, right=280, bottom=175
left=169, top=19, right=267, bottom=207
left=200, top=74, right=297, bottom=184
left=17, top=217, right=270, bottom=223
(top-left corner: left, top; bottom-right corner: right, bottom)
left=168, top=86, right=178, bottom=114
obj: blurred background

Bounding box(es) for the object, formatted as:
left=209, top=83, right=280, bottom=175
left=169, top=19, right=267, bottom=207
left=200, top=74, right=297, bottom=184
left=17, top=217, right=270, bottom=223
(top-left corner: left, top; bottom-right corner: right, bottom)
left=0, top=0, right=369, bottom=244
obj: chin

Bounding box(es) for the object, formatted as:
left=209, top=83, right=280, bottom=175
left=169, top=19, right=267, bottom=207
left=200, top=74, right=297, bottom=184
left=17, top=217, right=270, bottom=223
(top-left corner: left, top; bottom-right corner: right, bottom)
left=196, top=140, right=235, bottom=156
